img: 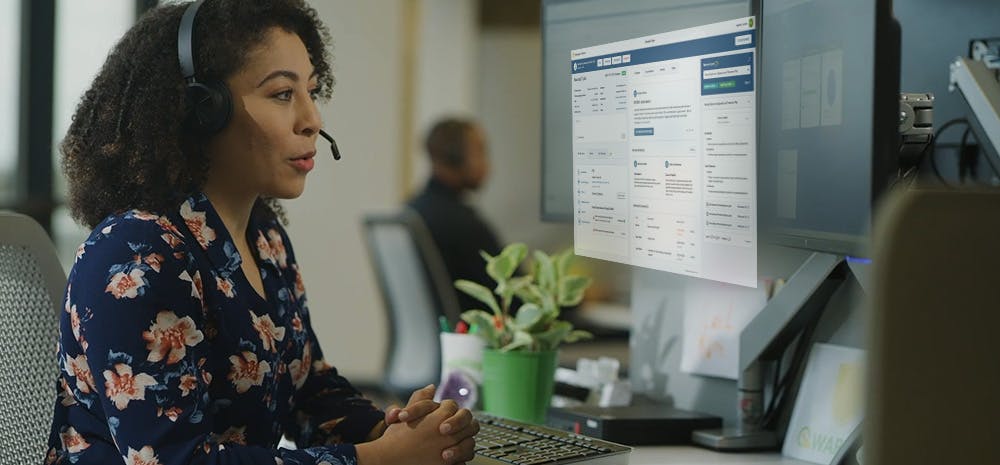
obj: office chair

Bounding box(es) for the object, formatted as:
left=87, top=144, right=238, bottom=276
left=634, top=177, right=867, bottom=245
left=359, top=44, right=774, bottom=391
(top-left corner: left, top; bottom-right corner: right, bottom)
left=362, top=209, right=462, bottom=401
left=865, top=188, right=1000, bottom=465
left=0, top=212, right=65, bottom=464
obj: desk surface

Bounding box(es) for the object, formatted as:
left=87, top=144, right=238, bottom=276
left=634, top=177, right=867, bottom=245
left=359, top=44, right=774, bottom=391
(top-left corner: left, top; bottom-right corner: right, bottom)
left=631, top=446, right=810, bottom=465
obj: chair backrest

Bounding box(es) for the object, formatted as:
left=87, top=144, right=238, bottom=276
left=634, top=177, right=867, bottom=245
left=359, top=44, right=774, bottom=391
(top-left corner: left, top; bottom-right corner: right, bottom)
left=0, top=212, right=65, bottom=464
left=866, top=188, right=1000, bottom=465
left=362, top=209, right=461, bottom=399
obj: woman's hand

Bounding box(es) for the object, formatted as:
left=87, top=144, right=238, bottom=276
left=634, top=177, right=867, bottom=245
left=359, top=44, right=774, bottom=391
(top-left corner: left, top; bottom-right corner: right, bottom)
left=381, top=385, right=480, bottom=463
left=359, top=399, right=478, bottom=465
left=385, top=385, right=478, bottom=437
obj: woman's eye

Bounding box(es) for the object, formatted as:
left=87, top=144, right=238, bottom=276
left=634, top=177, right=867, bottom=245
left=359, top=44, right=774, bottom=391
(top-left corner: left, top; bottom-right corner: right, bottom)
left=273, top=90, right=293, bottom=101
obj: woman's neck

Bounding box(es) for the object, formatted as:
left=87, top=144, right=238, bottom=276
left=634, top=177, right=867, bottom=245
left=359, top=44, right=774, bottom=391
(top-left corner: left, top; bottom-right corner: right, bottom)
left=202, top=185, right=256, bottom=245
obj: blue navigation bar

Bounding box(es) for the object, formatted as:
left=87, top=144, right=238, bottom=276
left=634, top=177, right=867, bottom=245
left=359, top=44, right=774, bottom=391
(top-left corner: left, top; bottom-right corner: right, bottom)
left=571, top=30, right=755, bottom=75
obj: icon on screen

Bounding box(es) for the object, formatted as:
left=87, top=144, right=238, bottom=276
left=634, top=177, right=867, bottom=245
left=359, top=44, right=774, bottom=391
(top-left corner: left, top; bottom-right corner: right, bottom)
left=748, top=17, right=754, bottom=28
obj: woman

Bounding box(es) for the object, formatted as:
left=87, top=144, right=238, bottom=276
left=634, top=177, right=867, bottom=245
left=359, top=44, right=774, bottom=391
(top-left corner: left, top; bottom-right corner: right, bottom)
left=46, top=1, right=477, bottom=464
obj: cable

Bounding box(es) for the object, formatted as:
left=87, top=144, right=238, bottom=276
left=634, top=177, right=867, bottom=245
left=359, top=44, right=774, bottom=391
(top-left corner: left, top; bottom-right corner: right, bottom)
left=928, top=118, right=971, bottom=187
left=958, top=126, right=982, bottom=184
left=760, top=314, right=821, bottom=430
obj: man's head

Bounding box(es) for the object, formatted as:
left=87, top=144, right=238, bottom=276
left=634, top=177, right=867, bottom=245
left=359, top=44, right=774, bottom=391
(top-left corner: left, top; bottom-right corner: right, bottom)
left=425, top=118, right=490, bottom=192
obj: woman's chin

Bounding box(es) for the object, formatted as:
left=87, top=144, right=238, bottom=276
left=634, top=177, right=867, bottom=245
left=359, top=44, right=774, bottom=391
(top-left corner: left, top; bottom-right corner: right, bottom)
left=268, top=180, right=307, bottom=200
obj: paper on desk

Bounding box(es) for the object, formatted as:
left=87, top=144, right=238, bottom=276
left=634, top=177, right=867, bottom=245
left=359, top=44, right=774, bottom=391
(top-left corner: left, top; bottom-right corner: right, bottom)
left=679, top=278, right=768, bottom=379
left=782, top=343, right=865, bottom=464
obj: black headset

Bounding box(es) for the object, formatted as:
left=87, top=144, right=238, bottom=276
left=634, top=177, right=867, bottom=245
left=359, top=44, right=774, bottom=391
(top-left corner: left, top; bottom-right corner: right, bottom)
left=178, top=0, right=231, bottom=136
left=176, top=0, right=341, bottom=159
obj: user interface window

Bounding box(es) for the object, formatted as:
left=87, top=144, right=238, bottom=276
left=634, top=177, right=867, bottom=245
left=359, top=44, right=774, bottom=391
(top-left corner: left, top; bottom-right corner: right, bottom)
left=571, top=17, right=757, bottom=287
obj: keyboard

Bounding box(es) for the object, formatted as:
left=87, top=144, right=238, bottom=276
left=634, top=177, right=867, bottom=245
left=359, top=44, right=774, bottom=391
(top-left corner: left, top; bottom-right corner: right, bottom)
left=471, top=413, right=631, bottom=465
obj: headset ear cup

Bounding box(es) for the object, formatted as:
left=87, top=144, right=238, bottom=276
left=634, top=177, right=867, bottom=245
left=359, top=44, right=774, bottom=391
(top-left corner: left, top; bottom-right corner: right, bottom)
left=186, top=80, right=232, bottom=135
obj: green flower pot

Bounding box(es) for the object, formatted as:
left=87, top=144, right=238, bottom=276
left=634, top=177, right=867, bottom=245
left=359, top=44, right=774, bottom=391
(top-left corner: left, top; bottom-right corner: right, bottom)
left=481, top=349, right=558, bottom=424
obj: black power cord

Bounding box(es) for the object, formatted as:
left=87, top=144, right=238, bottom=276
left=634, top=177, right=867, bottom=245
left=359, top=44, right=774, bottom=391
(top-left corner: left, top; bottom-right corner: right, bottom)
left=928, top=117, right=972, bottom=187
left=958, top=126, right=981, bottom=183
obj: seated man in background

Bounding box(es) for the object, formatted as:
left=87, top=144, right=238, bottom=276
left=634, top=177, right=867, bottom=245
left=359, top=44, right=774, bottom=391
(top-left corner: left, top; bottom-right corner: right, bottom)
left=408, top=118, right=503, bottom=313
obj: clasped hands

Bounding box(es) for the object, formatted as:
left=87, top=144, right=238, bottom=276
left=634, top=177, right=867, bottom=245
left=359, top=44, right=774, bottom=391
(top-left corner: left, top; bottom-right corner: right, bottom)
left=358, top=384, right=479, bottom=465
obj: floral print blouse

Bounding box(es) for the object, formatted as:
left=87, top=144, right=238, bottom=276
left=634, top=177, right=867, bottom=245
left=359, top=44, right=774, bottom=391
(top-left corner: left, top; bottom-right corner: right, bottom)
left=46, top=194, right=384, bottom=465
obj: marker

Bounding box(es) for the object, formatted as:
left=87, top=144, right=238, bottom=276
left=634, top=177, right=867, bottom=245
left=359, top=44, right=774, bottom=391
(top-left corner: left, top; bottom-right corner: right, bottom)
left=439, top=316, right=451, bottom=333
left=469, top=323, right=479, bottom=334
left=455, top=321, right=469, bottom=334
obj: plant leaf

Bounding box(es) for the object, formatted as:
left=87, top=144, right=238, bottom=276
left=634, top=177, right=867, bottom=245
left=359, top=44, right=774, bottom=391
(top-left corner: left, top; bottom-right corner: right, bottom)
left=555, top=250, right=574, bottom=280
left=500, top=275, right=533, bottom=310
left=487, top=243, right=527, bottom=284
left=557, top=275, right=592, bottom=307
left=455, top=279, right=500, bottom=315
left=512, top=303, right=543, bottom=331
left=460, top=310, right=499, bottom=348
left=479, top=250, right=494, bottom=262
left=534, top=251, right=556, bottom=294
left=534, top=321, right=571, bottom=351
left=564, top=329, right=593, bottom=343
left=514, top=283, right=544, bottom=306
left=500, top=330, right=534, bottom=352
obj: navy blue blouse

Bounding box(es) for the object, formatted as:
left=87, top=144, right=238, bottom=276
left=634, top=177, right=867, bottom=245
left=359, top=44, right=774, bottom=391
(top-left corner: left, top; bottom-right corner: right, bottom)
left=46, top=194, right=383, bottom=465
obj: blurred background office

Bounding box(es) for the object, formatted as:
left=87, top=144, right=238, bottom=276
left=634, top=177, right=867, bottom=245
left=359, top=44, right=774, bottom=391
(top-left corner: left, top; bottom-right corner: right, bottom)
left=1, top=0, right=631, bottom=385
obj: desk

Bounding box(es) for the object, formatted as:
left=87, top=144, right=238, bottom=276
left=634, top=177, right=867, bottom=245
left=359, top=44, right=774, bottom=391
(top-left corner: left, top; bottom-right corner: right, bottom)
left=631, top=446, right=809, bottom=465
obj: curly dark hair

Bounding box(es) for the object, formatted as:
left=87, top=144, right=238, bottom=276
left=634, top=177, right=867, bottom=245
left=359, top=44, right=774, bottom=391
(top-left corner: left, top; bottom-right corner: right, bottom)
left=62, top=0, right=334, bottom=229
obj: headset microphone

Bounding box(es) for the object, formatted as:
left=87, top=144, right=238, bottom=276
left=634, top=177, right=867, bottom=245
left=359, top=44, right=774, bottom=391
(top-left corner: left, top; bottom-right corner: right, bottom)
left=318, top=129, right=341, bottom=161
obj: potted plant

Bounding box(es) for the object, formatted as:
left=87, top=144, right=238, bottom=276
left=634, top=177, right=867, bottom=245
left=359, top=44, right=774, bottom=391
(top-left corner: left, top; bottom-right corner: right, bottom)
left=455, top=243, right=593, bottom=423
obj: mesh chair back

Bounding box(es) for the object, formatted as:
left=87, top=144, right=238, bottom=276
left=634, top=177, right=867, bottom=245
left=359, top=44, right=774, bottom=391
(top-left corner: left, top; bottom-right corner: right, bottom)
left=0, top=212, right=65, bottom=464
left=363, top=209, right=460, bottom=398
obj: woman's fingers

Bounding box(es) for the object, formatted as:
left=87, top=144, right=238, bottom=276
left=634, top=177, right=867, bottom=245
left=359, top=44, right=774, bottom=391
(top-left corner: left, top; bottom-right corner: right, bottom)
left=439, top=408, right=476, bottom=436
left=384, top=405, right=402, bottom=424
left=442, top=435, right=476, bottom=464
left=393, top=384, right=438, bottom=422
left=407, top=384, right=436, bottom=405
left=397, top=399, right=442, bottom=422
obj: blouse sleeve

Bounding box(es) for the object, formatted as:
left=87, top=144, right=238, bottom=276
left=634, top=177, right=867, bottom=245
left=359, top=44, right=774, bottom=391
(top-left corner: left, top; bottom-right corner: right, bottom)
left=277, top=230, right=385, bottom=448
left=57, top=216, right=361, bottom=465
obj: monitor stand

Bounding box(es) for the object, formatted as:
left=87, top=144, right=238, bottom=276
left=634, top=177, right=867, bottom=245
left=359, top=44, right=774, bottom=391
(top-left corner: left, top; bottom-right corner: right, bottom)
left=692, top=251, right=848, bottom=451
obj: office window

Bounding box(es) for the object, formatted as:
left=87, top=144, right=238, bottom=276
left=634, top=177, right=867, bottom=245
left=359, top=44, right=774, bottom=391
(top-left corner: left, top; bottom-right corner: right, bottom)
left=0, top=0, right=21, bottom=204
left=51, top=0, right=134, bottom=267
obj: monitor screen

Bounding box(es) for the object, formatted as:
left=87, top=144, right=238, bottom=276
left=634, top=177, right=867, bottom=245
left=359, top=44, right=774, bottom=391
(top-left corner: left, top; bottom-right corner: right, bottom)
left=542, top=0, right=750, bottom=221
left=756, top=0, right=899, bottom=256
left=571, top=17, right=759, bottom=288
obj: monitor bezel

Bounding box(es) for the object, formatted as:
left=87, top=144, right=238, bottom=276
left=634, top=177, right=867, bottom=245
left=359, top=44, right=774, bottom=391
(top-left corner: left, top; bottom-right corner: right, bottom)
left=753, top=0, right=900, bottom=257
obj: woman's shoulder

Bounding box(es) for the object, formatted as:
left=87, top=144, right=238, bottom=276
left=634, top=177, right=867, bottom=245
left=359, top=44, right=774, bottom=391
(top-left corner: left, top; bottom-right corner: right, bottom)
left=73, top=209, right=191, bottom=270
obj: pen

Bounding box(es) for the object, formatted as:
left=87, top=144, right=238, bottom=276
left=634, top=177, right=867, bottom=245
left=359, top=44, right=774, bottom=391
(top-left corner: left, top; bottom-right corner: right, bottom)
left=438, top=316, right=451, bottom=333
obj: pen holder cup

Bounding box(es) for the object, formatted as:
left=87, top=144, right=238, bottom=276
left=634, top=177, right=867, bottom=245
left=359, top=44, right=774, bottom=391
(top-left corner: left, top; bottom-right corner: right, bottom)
left=435, top=332, right=486, bottom=409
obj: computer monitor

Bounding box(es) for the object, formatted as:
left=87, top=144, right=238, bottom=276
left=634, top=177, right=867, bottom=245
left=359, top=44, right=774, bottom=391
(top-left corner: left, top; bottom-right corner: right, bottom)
left=569, top=16, right=759, bottom=288
left=755, top=0, right=900, bottom=257
left=542, top=0, right=751, bottom=222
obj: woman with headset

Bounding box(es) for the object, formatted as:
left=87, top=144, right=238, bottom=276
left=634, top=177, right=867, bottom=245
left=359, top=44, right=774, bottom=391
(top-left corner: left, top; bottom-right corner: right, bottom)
left=45, top=1, right=477, bottom=464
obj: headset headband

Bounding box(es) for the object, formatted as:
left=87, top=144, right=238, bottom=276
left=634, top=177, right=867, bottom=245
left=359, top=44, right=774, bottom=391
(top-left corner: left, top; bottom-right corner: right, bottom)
left=178, top=0, right=204, bottom=82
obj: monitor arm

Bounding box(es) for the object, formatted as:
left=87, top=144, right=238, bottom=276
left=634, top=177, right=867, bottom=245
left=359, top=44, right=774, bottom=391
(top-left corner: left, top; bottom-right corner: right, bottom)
left=949, top=40, right=1000, bottom=177
left=692, top=252, right=847, bottom=450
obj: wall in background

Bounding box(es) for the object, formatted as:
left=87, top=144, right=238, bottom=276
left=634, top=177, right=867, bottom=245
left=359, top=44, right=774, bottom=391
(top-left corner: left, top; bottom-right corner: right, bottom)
left=288, top=0, right=496, bottom=383
left=476, top=28, right=573, bottom=254
left=285, top=0, right=409, bottom=383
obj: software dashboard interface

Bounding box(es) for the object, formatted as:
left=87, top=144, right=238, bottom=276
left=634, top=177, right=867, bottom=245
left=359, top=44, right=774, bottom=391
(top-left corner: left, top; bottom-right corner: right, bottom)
left=571, top=17, right=758, bottom=287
